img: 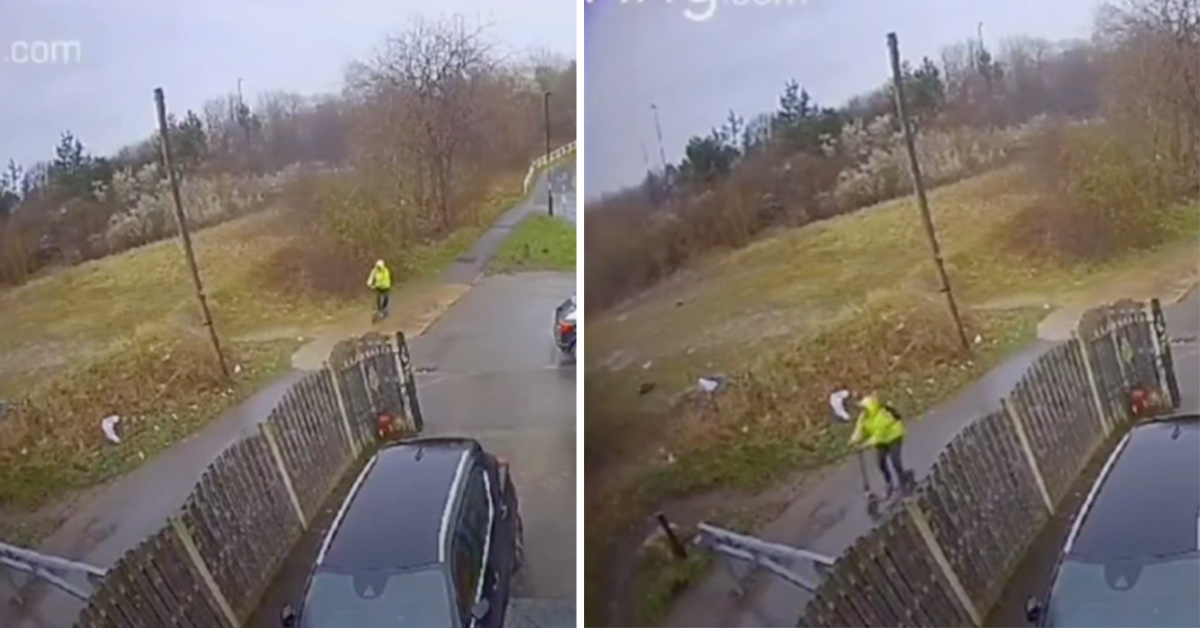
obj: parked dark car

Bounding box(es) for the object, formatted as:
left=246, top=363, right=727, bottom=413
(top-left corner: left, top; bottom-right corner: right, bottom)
left=553, top=294, right=576, bottom=361
left=281, top=437, right=523, bottom=628
left=1025, top=414, right=1199, bottom=628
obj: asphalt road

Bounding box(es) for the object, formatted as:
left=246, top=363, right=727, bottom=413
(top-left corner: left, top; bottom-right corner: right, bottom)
left=665, top=288, right=1198, bottom=627
left=246, top=161, right=578, bottom=624
left=246, top=271, right=577, bottom=626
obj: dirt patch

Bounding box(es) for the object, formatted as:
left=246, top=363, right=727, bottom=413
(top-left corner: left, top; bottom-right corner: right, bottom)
left=602, top=471, right=813, bottom=627
left=289, top=281, right=472, bottom=370
left=0, top=486, right=99, bottom=547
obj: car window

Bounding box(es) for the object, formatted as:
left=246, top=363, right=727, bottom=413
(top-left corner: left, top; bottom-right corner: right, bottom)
left=1046, top=555, right=1200, bottom=627
left=451, top=466, right=494, bottom=624
left=300, top=566, right=454, bottom=628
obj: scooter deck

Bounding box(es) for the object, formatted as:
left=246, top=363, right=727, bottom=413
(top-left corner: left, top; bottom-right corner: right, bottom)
left=865, top=471, right=916, bottom=520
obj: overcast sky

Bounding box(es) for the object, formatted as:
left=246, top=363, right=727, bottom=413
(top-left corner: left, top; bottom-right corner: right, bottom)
left=584, top=0, right=1105, bottom=199
left=0, top=0, right=575, bottom=170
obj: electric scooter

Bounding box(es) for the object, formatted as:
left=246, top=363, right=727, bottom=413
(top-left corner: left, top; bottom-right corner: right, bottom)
left=858, top=446, right=916, bottom=520
left=371, top=291, right=390, bottom=323
left=830, top=390, right=916, bottom=519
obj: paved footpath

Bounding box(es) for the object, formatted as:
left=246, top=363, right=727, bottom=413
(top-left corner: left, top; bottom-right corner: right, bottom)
left=0, top=162, right=573, bottom=628
left=665, top=286, right=1199, bottom=627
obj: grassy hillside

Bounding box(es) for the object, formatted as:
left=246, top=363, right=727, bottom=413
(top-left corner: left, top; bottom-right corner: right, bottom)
left=0, top=174, right=524, bottom=542
left=584, top=166, right=1200, bottom=625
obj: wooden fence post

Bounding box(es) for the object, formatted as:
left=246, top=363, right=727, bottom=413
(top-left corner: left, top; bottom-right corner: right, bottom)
left=259, top=422, right=307, bottom=528
left=170, top=517, right=239, bottom=628
left=1002, top=398, right=1054, bottom=514
left=325, top=361, right=360, bottom=457
left=905, top=502, right=982, bottom=627
left=1073, top=332, right=1112, bottom=437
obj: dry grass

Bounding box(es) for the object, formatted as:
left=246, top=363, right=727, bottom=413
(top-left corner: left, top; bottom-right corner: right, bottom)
left=583, top=166, right=1200, bottom=626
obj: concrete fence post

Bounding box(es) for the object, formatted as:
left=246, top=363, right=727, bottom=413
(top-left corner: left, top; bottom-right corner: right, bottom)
left=905, top=502, right=982, bottom=626
left=170, top=517, right=239, bottom=628
left=1074, top=332, right=1113, bottom=437
left=259, top=422, right=307, bottom=529
left=1002, top=398, right=1054, bottom=514
left=325, top=361, right=360, bottom=458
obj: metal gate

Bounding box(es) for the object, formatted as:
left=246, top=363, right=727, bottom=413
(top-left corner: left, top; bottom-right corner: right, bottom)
left=0, top=541, right=106, bottom=604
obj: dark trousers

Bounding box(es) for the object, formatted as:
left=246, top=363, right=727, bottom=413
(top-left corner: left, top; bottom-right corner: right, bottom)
left=875, top=438, right=905, bottom=487
left=374, top=289, right=390, bottom=314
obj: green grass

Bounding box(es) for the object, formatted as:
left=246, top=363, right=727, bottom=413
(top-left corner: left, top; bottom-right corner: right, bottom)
left=488, top=215, right=576, bottom=274
left=583, top=166, right=1200, bottom=626
left=635, top=546, right=712, bottom=626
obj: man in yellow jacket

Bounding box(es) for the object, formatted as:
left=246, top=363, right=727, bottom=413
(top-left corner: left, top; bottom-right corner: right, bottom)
left=366, top=259, right=392, bottom=319
left=849, top=395, right=910, bottom=496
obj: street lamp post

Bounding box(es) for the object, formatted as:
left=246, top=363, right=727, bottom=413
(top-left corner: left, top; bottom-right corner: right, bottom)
left=543, top=91, right=554, bottom=217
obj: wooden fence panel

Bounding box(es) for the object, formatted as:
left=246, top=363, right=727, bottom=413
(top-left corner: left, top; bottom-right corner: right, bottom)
left=804, top=511, right=974, bottom=627
left=226, top=434, right=301, bottom=591
left=76, top=527, right=230, bottom=628
left=1010, top=341, right=1101, bottom=503
left=337, top=361, right=375, bottom=446
left=915, top=412, right=1049, bottom=614
left=183, top=473, right=249, bottom=616
left=268, top=372, right=352, bottom=520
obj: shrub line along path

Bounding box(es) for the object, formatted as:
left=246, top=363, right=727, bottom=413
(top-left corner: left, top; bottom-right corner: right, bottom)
left=0, top=165, right=566, bottom=628
left=663, top=283, right=1198, bottom=627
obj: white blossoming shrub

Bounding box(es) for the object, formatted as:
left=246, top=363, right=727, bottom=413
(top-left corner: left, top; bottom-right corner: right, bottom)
left=103, top=164, right=304, bottom=253
left=832, top=119, right=1043, bottom=212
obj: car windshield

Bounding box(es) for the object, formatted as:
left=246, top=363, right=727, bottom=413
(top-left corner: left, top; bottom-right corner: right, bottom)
left=1045, top=555, right=1200, bottom=627
left=300, top=565, right=455, bottom=628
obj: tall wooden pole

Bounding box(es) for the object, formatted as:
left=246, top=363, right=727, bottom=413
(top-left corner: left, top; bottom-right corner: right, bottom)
left=887, top=32, right=971, bottom=353
left=544, top=91, right=554, bottom=217
left=154, top=87, right=230, bottom=377
left=651, top=103, right=667, bottom=172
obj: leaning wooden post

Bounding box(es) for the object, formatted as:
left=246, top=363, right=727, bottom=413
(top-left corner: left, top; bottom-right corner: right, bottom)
left=154, top=88, right=229, bottom=377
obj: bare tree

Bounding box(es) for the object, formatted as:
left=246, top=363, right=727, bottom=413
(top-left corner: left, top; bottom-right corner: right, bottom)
left=351, top=16, right=498, bottom=234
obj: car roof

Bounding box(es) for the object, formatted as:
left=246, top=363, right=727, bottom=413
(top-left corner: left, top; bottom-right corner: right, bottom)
left=317, top=437, right=479, bottom=572
left=1066, top=415, right=1200, bottom=562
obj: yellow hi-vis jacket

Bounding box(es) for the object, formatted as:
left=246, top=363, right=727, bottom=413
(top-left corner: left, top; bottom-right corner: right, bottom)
left=367, top=264, right=391, bottom=291
left=849, top=397, right=905, bottom=447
